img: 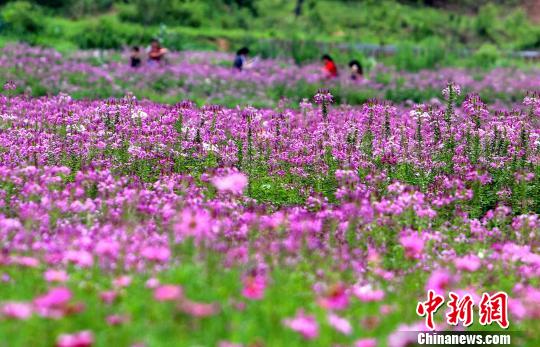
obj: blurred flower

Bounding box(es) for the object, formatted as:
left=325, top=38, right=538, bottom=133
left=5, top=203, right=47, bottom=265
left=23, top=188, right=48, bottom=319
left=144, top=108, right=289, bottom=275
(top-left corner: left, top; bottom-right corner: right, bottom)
left=454, top=254, right=481, bottom=272
left=399, top=233, right=425, bottom=260
left=327, top=313, right=352, bottom=335
left=425, top=269, right=454, bottom=296
left=178, top=300, right=219, bottom=317
left=318, top=283, right=349, bottom=310
left=56, top=330, right=93, bottom=347
left=283, top=310, right=319, bottom=340
left=355, top=338, right=377, bottom=347
left=314, top=89, right=333, bottom=104
left=353, top=284, right=385, bottom=302
left=113, top=276, right=132, bottom=288
left=241, top=275, right=266, bottom=300
left=1, top=301, right=33, bottom=320
left=212, top=172, right=248, bottom=195
left=44, top=270, right=69, bottom=283
left=154, top=285, right=183, bottom=302
left=106, top=314, right=130, bottom=326
left=34, top=287, right=72, bottom=310
left=3, top=80, right=16, bottom=91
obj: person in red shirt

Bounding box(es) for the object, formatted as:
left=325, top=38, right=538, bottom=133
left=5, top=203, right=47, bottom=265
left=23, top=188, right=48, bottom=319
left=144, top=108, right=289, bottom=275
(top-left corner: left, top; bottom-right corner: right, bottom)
left=321, top=54, right=338, bottom=79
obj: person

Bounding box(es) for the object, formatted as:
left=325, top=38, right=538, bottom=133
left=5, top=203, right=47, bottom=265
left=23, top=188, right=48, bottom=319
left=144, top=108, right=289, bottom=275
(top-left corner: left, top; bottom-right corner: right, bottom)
left=321, top=54, right=338, bottom=79
left=148, top=39, right=168, bottom=65
left=233, top=47, right=249, bottom=71
left=130, top=46, right=142, bottom=68
left=348, top=59, right=363, bottom=80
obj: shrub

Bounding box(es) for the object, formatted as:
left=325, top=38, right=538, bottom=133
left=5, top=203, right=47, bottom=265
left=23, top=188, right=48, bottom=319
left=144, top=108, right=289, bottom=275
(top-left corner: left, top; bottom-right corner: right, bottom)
left=72, top=17, right=152, bottom=49
left=0, top=1, right=44, bottom=36
left=470, top=43, right=500, bottom=69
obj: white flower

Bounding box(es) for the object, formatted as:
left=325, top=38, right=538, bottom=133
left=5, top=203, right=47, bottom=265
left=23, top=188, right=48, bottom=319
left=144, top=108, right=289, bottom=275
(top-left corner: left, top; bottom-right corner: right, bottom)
left=66, top=124, right=86, bottom=133
left=409, top=110, right=430, bottom=121
left=203, top=142, right=218, bottom=152
left=131, top=109, right=148, bottom=121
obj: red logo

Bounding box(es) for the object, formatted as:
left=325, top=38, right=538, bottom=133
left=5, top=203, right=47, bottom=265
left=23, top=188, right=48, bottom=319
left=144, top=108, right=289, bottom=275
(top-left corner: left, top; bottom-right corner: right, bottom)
left=417, top=291, right=509, bottom=330
left=416, top=290, right=445, bottom=330
left=446, top=292, right=474, bottom=327
left=479, top=292, right=509, bottom=329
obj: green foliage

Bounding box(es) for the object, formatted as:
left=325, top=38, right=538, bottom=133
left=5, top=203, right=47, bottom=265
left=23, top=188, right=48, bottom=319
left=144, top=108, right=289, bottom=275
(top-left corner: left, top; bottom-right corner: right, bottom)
left=470, top=43, right=501, bottom=69
left=71, top=16, right=152, bottom=49
left=120, top=0, right=209, bottom=27
left=393, top=38, right=449, bottom=71
left=0, top=1, right=44, bottom=37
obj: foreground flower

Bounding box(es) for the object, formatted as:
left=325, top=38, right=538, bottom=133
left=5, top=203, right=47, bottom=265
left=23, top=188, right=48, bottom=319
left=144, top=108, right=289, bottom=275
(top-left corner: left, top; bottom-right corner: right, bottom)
left=178, top=300, right=219, bottom=317
left=399, top=233, right=425, bottom=260
left=113, top=275, right=132, bottom=288
left=1, top=301, right=33, bottom=320
left=211, top=172, right=248, bottom=195
left=454, top=254, right=481, bottom=272
left=106, top=314, right=130, bottom=326
left=34, top=287, right=74, bottom=318
left=314, top=89, right=334, bottom=105
left=327, top=313, right=352, bottom=335
left=3, top=80, right=16, bottom=91
left=283, top=310, right=319, bottom=340
left=56, top=330, right=94, bottom=347
left=241, top=275, right=266, bottom=300
left=425, top=269, right=454, bottom=295
left=174, top=208, right=212, bottom=240
left=153, top=285, right=183, bottom=301
left=44, top=270, right=69, bottom=283
left=34, top=287, right=72, bottom=309
left=318, top=283, right=349, bottom=310
left=355, top=338, right=377, bottom=347
left=353, top=284, right=385, bottom=302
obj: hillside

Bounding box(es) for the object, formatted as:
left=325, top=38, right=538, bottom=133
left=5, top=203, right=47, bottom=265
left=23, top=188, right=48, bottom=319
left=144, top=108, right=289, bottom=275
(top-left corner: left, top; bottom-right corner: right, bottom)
left=1, top=0, right=539, bottom=68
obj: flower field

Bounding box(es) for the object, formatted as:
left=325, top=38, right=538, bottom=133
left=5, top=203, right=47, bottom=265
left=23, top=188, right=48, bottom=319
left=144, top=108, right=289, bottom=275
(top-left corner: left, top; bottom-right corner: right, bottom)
left=1, top=44, right=539, bottom=107
left=0, top=47, right=539, bottom=347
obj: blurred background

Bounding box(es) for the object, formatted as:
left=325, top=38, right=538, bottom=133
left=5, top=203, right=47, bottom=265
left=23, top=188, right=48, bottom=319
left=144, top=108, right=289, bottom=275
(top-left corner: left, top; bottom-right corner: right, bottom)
left=1, top=0, right=540, bottom=70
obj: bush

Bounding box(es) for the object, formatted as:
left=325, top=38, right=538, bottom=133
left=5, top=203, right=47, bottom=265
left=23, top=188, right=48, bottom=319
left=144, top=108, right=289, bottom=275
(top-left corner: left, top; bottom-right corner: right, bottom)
left=470, top=43, right=501, bottom=68
left=122, top=0, right=209, bottom=27
left=72, top=17, right=152, bottom=49
left=0, top=1, right=44, bottom=36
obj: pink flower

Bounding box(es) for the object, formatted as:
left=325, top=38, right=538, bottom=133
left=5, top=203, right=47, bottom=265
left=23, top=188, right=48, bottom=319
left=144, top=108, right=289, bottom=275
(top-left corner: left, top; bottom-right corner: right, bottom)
left=425, top=269, right=453, bottom=296
left=56, top=330, right=94, bottom=347
left=113, top=276, right=132, bottom=288
left=399, top=233, right=424, bottom=259
left=145, top=278, right=160, bottom=289
left=178, top=300, right=219, bottom=317
left=34, top=287, right=72, bottom=309
left=100, top=291, right=118, bottom=305
left=318, top=284, right=349, bottom=310
left=388, top=321, right=427, bottom=347
left=11, top=256, right=40, bottom=268
left=141, top=246, right=170, bottom=263
left=218, top=342, right=243, bottom=347
left=174, top=208, right=212, bottom=240
left=284, top=310, right=319, bottom=340
left=154, top=285, right=183, bottom=302
left=508, top=298, right=527, bottom=321
left=106, top=314, right=129, bottom=326
left=353, top=284, right=385, bottom=302
left=1, top=301, right=33, bottom=320
left=355, top=338, right=377, bottom=347
left=64, top=250, right=93, bottom=268
left=44, top=270, right=69, bottom=283
left=454, top=254, right=481, bottom=272
left=241, top=275, right=266, bottom=300
left=211, top=172, right=248, bottom=195
left=327, top=313, right=352, bottom=335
